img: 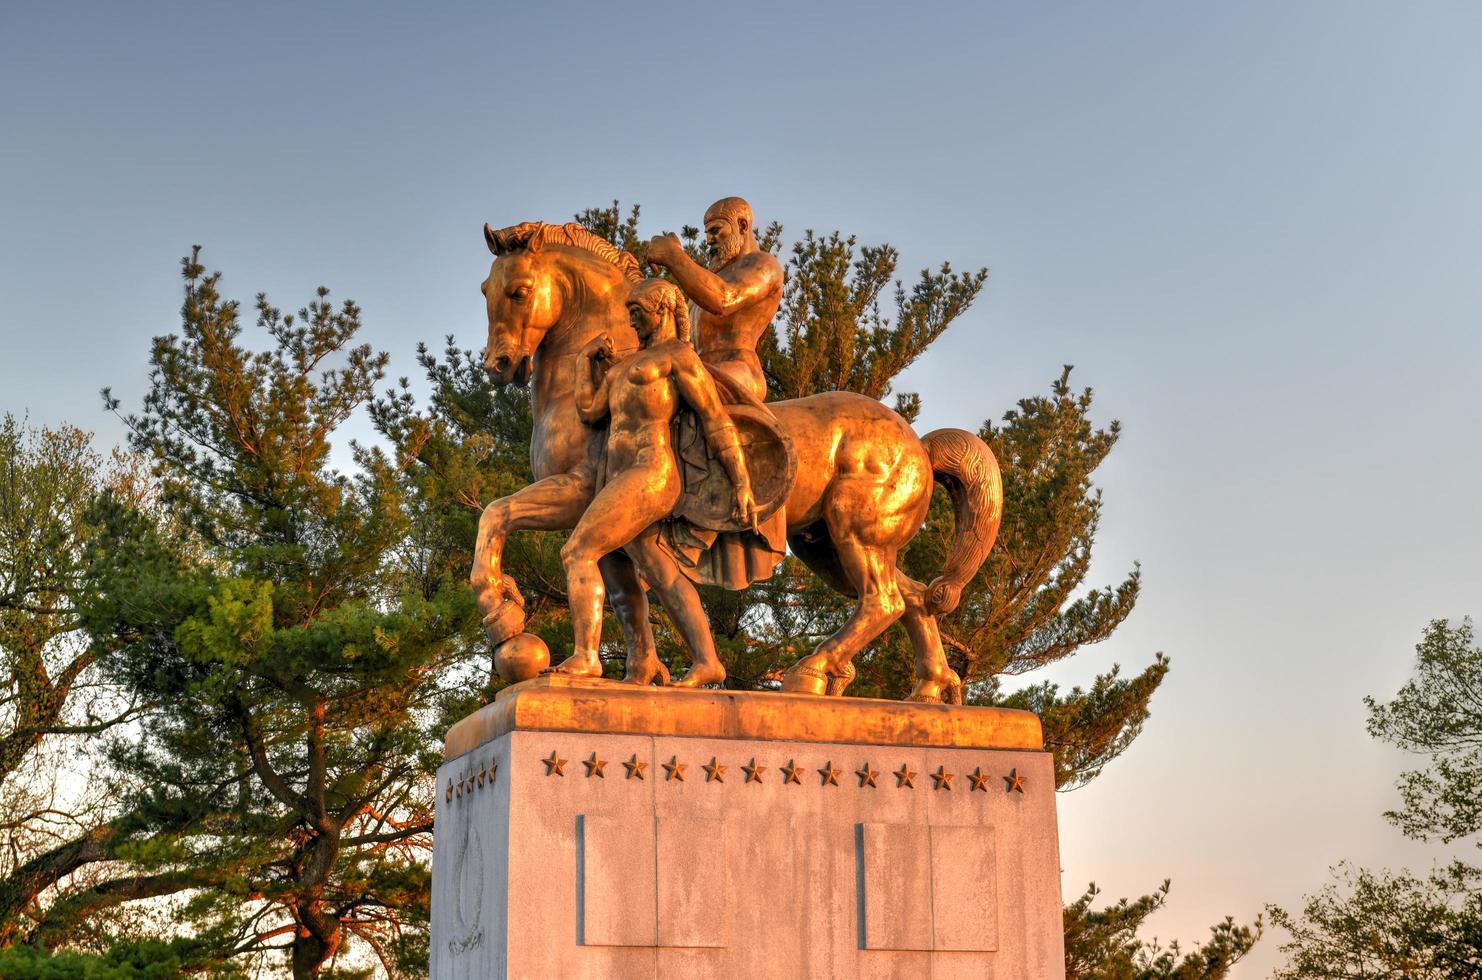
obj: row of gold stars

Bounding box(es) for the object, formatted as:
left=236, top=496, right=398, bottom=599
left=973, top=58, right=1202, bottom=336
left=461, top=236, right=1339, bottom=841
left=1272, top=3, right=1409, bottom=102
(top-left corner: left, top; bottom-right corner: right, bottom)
left=444, top=758, right=498, bottom=802
left=541, top=751, right=1027, bottom=794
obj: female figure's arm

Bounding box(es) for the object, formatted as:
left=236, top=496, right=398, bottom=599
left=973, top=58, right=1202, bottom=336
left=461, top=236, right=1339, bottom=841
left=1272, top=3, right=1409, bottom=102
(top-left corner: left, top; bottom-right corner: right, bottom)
left=672, top=347, right=758, bottom=529
left=575, top=333, right=615, bottom=424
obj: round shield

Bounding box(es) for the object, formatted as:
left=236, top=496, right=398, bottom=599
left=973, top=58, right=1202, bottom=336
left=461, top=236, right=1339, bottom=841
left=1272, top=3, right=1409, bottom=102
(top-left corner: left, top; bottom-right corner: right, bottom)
left=673, top=403, right=796, bottom=532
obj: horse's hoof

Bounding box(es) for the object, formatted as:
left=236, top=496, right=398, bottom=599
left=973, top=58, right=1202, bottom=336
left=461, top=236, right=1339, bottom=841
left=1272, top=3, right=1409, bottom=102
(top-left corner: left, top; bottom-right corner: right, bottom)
left=780, top=664, right=829, bottom=697
left=480, top=597, right=527, bottom=646
left=905, top=670, right=962, bottom=705
left=905, top=686, right=945, bottom=704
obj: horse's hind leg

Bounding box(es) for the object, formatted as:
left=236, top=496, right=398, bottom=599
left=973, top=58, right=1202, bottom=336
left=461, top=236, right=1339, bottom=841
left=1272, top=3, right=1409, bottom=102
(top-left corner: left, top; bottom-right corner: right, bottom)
left=598, top=551, right=666, bottom=686
left=897, top=572, right=963, bottom=704
left=781, top=531, right=905, bottom=697
left=623, top=529, right=724, bottom=688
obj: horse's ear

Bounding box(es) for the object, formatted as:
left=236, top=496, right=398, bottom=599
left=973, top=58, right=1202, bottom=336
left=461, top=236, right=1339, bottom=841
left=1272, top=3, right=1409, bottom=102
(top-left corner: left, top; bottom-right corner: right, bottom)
left=526, top=225, right=546, bottom=254
left=484, top=222, right=502, bottom=255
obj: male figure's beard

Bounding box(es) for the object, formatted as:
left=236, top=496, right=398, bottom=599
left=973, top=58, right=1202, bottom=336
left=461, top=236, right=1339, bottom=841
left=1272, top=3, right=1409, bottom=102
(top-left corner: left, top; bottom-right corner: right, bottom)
left=706, top=232, right=743, bottom=270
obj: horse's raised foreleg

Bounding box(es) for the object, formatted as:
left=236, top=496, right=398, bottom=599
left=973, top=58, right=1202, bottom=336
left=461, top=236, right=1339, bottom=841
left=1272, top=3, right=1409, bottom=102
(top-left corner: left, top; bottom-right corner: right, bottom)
left=471, top=470, right=593, bottom=643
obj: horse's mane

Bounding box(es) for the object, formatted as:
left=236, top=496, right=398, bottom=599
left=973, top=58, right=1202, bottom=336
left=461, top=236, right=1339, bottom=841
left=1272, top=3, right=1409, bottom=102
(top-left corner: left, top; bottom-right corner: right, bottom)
left=485, top=221, right=644, bottom=284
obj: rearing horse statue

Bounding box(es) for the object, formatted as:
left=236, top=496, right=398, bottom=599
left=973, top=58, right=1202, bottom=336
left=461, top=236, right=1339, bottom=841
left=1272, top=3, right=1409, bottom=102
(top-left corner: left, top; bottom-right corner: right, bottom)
left=471, top=220, right=1002, bottom=703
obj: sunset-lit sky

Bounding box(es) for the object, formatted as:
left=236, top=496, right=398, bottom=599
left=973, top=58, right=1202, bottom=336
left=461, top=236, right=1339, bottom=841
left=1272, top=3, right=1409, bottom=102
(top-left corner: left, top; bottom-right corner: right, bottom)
left=5, top=3, right=1481, bottom=973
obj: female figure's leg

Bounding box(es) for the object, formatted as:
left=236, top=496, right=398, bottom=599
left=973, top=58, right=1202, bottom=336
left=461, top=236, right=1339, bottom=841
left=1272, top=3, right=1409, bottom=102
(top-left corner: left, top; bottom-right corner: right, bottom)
left=553, top=465, right=678, bottom=677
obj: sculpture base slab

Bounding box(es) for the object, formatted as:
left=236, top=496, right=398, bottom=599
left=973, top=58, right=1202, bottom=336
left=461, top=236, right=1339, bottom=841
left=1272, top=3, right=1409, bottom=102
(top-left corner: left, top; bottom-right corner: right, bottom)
left=431, top=677, right=1065, bottom=979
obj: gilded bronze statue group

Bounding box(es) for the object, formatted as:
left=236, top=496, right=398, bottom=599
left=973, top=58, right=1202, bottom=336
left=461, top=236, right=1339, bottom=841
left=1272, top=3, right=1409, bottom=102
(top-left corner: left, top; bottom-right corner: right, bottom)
left=470, top=198, right=1003, bottom=704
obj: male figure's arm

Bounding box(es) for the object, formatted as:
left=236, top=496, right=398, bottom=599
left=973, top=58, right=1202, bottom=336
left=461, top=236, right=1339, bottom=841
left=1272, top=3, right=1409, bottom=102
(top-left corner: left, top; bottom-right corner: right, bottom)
left=646, top=235, right=780, bottom=316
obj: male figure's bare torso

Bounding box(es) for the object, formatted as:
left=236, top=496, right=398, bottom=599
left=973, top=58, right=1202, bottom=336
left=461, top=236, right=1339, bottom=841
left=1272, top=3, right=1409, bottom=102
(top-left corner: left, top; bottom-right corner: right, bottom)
left=645, top=197, right=783, bottom=403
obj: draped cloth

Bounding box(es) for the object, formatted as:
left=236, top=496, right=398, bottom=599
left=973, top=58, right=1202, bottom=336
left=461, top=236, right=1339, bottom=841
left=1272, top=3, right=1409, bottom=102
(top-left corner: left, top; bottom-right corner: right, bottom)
left=657, top=369, right=791, bottom=590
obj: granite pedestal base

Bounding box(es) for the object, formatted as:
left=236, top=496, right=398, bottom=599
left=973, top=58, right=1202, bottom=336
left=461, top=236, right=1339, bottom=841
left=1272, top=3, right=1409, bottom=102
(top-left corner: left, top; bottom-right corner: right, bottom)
left=431, top=677, right=1065, bottom=979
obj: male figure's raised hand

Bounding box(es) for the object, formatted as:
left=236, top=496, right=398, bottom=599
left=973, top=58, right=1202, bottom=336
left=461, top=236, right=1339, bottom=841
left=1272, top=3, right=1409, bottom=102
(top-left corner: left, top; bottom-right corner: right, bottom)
left=645, top=233, right=684, bottom=270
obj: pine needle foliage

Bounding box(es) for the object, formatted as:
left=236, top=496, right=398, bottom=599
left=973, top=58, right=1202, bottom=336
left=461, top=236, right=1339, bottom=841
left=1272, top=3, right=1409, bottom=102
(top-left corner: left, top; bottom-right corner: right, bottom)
left=1065, top=881, right=1261, bottom=980
left=84, top=249, right=482, bottom=977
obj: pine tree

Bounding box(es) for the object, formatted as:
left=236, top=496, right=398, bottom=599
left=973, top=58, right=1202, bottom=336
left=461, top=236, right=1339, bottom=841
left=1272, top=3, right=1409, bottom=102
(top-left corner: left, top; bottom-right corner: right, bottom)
left=1065, top=881, right=1261, bottom=979
left=79, top=250, right=481, bottom=976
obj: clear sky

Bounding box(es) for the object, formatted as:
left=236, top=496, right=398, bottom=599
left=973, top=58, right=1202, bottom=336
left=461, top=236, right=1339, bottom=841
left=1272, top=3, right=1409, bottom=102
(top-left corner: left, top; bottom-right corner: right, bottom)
left=4, top=2, right=1480, bottom=973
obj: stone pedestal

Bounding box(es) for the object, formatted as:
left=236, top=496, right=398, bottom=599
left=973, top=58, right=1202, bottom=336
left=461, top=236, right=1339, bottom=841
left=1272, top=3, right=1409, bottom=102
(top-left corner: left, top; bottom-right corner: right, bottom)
left=431, top=676, right=1065, bottom=979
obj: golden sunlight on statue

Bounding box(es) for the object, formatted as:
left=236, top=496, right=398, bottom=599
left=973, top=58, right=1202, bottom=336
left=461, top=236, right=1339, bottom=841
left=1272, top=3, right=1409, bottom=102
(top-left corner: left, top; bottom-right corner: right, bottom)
left=470, top=201, right=1004, bottom=703
left=553, top=279, right=758, bottom=688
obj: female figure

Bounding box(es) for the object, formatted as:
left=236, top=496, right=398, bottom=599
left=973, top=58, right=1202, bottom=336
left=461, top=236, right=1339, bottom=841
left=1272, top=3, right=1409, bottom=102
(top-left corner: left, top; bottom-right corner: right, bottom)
left=552, top=279, right=757, bottom=687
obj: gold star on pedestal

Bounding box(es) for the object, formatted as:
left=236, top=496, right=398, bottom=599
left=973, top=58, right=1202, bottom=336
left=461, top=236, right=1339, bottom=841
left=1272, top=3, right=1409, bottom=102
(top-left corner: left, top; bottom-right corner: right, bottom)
left=856, top=763, right=879, bottom=788
left=622, top=754, right=647, bottom=780
left=477, top=762, right=488, bottom=787
left=781, top=760, right=803, bottom=784
left=894, top=764, right=917, bottom=788
left=542, top=751, right=566, bottom=777
left=818, top=761, right=841, bottom=786
left=445, top=779, right=453, bottom=801
left=583, top=752, right=607, bottom=778
left=742, top=758, right=766, bottom=783
left=703, top=757, right=727, bottom=782
left=931, top=766, right=954, bottom=791
left=1003, top=768, right=1026, bottom=794
left=662, top=756, right=686, bottom=781
left=967, top=767, right=990, bottom=792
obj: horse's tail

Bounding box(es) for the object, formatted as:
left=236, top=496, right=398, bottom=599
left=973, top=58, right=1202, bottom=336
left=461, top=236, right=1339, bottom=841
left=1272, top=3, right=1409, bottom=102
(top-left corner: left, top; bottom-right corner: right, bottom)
left=920, top=428, right=1003, bottom=616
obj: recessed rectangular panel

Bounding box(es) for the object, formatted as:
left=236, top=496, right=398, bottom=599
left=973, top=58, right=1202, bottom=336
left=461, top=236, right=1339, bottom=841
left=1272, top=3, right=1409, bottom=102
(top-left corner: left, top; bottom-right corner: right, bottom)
left=859, top=822, right=933, bottom=951
left=930, top=825, right=999, bottom=952
left=656, top=816, right=728, bottom=948
left=579, top=812, right=657, bottom=947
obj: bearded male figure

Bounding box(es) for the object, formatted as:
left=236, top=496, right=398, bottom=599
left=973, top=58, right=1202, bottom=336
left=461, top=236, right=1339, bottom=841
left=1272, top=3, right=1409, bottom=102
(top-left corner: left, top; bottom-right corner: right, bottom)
left=643, top=197, right=792, bottom=590
left=644, top=196, right=782, bottom=403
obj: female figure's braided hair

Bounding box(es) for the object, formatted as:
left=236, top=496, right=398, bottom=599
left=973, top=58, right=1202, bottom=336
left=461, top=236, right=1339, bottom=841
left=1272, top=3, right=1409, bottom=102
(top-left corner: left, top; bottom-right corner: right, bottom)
left=629, top=278, right=691, bottom=345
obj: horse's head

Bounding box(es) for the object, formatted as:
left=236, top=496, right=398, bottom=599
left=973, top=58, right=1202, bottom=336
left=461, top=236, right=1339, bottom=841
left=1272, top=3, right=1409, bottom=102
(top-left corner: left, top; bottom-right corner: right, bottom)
left=480, top=220, right=646, bottom=387
left=481, top=222, right=561, bottom=387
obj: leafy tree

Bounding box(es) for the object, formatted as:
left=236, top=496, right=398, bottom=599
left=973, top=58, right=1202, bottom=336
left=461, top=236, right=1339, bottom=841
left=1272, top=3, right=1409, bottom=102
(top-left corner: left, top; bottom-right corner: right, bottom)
left=76, top=249, right=480, bottom=976
left=1065, top=881, right=1261, bottom=980
left=0, top=417, right=159, bottom=940
left=1270, top=862, right=1481, bottom=979
left=1271, top=618, right=1482, bottom=977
